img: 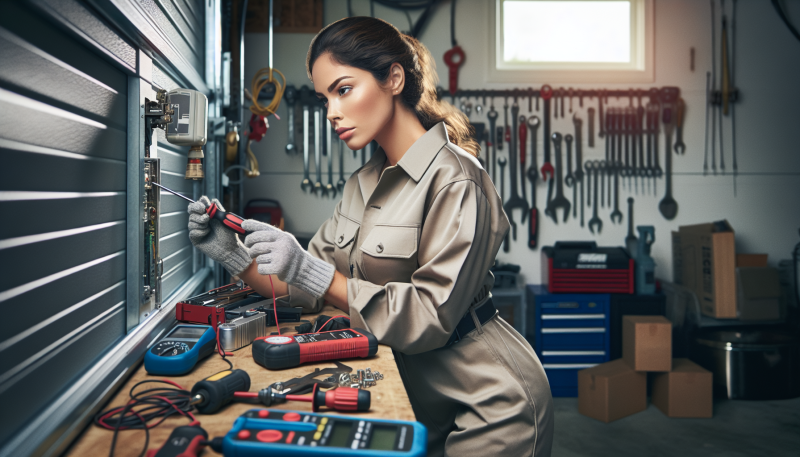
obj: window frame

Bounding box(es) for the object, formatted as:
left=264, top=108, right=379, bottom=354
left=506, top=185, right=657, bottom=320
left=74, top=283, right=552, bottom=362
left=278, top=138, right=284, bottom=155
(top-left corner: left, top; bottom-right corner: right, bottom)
left=489, top=0, right=654, bottom=83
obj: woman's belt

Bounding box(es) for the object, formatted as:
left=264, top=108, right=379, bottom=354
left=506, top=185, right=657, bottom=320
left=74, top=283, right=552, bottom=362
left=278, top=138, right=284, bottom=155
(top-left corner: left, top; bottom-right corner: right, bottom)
left=444, top=298, right=498, bottom=347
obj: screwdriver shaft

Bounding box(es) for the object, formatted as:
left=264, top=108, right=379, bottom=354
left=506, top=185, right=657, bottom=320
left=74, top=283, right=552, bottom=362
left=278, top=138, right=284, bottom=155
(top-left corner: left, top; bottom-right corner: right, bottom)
left=152, top=182, right=195, bottom=203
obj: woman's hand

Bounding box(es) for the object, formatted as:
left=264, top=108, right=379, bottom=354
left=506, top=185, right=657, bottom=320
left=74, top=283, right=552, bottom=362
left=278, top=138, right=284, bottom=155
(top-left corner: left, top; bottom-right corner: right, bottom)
left=187, top=196, right=251, bottom=276
left=242, top=219, right=335, bottom=300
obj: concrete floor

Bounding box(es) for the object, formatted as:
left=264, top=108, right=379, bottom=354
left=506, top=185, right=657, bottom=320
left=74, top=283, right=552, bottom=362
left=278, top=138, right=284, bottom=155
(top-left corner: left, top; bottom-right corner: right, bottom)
left=551, top=397, right=800, bottom=456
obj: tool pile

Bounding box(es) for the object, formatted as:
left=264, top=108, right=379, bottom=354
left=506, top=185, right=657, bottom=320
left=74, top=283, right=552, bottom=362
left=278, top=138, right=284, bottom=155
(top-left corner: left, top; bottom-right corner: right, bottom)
left=441, top=84, right=687, bottom=249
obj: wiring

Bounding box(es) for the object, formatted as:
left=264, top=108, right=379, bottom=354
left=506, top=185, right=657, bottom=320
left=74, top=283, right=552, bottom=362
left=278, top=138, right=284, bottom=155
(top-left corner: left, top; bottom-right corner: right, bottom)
left=249, top=67, right=286, bottom=118
left=94, top=379, right=197, bottom=457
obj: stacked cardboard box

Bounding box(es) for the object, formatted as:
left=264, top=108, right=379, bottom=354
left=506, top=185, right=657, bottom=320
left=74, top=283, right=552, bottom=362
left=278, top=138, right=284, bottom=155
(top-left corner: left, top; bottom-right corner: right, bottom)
left=579, top=315, right=713, bottom=422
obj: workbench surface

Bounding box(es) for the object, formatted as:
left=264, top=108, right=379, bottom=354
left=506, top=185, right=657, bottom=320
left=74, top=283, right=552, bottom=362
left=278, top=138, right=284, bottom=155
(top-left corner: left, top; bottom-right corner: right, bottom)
left=65, top=306, right=415, bottom=457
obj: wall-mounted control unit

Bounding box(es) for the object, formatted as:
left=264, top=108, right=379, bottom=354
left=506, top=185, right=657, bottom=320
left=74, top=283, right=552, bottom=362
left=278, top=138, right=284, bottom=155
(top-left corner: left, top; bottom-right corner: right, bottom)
left=145, top=88, right=208, bottom=179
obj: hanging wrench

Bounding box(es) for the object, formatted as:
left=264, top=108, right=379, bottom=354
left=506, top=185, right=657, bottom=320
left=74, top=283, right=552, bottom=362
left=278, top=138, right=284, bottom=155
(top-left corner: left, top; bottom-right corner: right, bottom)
left=540, top=85, right=555, bottom=181
left=518, top=115, right=528, bottom=203
left=545, top=132, right=571, bottom=223
left=284, top=86, right=297, bottom=153
left=498, top=157, right=511, bottom=252
left=313, top=108, right=325, bottom=196
left=526, top=115, right=541, bottom=248
left=337, top=138, right=346, bottom=192
left=572, top=114, right=584, bottom=221
left=488, top=102, right=499, bottom=183
left=301, top=105, right=312, bottom=192
left=503, top=101, right=529, bottom=228
left=674, top=97, right=686, bottom=154
left=587, top=161, right=602, bottom=234
left=325, top=116, right=336, bottom=198
left=565, top=134, right=577, bottom=220
left=588, top=107, right=596, bottom=148
left=610, top=157, right=623, bottom=224
left=637, top=106, right=647, bottom=193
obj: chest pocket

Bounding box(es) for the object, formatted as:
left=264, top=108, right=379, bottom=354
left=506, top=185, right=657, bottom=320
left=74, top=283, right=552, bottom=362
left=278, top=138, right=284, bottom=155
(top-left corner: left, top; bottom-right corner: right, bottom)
left=359, top=224, right=419, bottom=285
left=333, top=215, right=360, bottom=277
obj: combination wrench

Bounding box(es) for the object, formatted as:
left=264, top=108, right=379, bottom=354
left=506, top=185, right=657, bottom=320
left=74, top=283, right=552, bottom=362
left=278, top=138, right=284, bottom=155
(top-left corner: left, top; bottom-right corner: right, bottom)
left=313, top=108, right=325, bottom=196
left=337, top=138, right=346, bottom=192
left=301, top=105, right=312, bottom=192
left=488, top=103, right=499, bottom=183
left=284, top=86, right=297, bottom=153
left=545, top=133, right=571, bottom=223
left=587, top=161, right=602, bottom=234
left=503, top=101, right=529, bottom=230
left=325, top=115, right=336, bottom=197
left=498, top=157, right=510, bottom=252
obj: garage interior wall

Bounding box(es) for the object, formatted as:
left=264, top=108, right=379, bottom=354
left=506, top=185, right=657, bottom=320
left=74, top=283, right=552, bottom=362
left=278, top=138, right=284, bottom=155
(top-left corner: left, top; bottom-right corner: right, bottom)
left=243, top=0, right=800, bottom=282
left=0, top=0, right=216, bottom=455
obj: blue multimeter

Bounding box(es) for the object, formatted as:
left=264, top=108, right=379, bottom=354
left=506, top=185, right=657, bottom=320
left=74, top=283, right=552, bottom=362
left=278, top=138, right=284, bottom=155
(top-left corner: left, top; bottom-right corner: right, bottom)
left=144, top=324, right=217, bottom=375
left=218, top=409, right=427, bottom=457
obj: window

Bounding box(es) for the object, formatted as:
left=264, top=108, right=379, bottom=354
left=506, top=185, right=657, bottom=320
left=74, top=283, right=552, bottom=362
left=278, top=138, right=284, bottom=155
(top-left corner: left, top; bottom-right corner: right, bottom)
left=491, top=0, right=654, bottom=83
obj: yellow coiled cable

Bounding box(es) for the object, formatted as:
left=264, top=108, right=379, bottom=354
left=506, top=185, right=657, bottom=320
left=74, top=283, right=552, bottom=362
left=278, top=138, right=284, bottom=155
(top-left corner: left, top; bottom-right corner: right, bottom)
left=249, top=67, right=286, bottom=117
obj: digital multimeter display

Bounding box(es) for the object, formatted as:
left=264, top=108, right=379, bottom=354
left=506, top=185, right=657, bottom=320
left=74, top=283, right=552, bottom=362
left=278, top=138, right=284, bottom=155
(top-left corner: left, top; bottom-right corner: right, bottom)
left=167, top=326, right=208, bottom=339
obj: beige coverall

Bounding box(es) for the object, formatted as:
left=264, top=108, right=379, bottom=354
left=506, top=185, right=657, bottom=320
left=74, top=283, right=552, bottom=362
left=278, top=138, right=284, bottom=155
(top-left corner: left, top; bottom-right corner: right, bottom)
left=289, top=122, right=554, bottom=456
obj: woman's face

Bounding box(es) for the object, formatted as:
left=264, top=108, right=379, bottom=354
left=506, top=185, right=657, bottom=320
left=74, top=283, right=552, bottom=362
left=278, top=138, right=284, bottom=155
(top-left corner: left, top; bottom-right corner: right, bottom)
left=312, top=52, right=395, bottom=151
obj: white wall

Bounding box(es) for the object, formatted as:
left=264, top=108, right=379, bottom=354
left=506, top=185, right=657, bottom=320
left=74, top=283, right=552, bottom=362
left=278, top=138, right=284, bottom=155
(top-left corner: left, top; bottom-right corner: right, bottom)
left=244, top=0, right=800, bottom=285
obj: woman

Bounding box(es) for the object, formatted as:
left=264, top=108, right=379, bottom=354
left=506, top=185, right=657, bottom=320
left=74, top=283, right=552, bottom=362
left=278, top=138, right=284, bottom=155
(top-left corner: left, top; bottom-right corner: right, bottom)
left=188, top=17, right=553, bottom=456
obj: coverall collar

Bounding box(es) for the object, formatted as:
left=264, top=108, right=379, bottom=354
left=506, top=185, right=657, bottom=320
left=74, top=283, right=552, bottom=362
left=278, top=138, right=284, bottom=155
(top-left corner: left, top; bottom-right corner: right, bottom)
left=357, top=122, right=449, bottom=204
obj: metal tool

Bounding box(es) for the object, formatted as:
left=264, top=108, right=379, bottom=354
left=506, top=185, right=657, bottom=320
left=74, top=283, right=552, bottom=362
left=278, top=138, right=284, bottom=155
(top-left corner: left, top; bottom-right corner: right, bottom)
left=625, top=197, right=637, bottom=255
left=545, top=132, right=571, bottom=223
left=610, top=160, right=623, bottom=225
left=498, top=157, right=510, bottom=252
left=518, top=115, right=528, bottom=203
left=598, top=90, right=606, bottom=138
left=599, top=160, right=607, bottom=208
left=588, top=107, right=595, bottom=148
left=636, top=106, right=647, bottom=193
left=488, top=103, right=499, bottom=182
left=501, top=99, right=508, bottom=152
left=325, top=117, right=336, bottom=198
left=503, top=101, right=529, bottom=229
left=540, top=85, right=554, bottom=180
left=153, top=183, right=247, bottom=234
left=651, top=102, right=663, bottom=195
left=564, top=134, right=575, bottom=188
left=337, top=139, right=346, bottom=191
left=572, top=114, right=585, bottom=224
left=301, top=106, right=312, bottom=192
left=527, top=115, right=540, bottom=249
left=284, top=86, right=297, bottom=153
left=587, top=161, right=602, bottom=234
left=313, top=108, right=325, bottom=196
left=659, top=103, right=678, bottom=220
left=674, top=98, right=686, bottom=154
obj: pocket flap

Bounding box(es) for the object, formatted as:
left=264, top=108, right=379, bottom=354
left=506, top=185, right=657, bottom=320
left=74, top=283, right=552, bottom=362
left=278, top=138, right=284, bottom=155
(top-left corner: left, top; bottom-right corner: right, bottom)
left=360, top=225, right=419, bottom=259
left=335, top=216, right=359, bottom=249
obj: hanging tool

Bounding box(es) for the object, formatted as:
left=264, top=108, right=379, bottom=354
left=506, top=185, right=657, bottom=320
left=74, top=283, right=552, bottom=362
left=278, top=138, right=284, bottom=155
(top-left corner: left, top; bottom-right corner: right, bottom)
left=610, top=158, right=623, bottom=225
left=337, top=139, right=346, bottom=192
left=625, top=197, right=637, bottom=255
left=546, top=133, right=571, bottom=223
left=443, top=0, right=464, bottom=101
left=284, top=86, right=297, bottom=153
left=674, top=98, right=686, bottom=154
left=301, top=105, right=312, bottom=192
left=565, top=134, right=577, bottom=221
left=503, top=101, right=529, bottom=229
left=731, top=0, right=739, bottom=194
left=629, top=108, right=638, bottom=194
left=573, top=114, right=585, bottom=226
left=540, top=85, right=555, bottom=181
left=519, top=115, right=528, bottom=203
left=488, top=102, right=499, bottom=183
left=498, top=157, right=510, bottom=253
left=587, top=161, right=602, bottom=234
left=719, top=0, right=730, bottom=175
left=588, top=107, right=595, bottom=148
left=710, top=0, right=718, bottom=175
left=527, top=115, right=540, bottom=249
left=659, top=103, right=678, bottom=220
left=153, top=183, right=246, bottom=235
left=313, top=108, right=325, bottom=196
left=598, top=90, right=606, bottom=138
left=325, top=115, right=336, bottom=198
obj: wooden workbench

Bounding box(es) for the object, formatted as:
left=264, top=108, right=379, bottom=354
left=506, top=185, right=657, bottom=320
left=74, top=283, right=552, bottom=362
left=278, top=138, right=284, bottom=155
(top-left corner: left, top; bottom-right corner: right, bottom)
left=66, top=306, right=415, bottom=456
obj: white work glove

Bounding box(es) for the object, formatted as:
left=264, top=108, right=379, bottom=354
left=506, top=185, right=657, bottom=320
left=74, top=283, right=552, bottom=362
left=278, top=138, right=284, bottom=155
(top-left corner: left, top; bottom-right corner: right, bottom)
left=187, top=196, right=251, bottom=276
left=242, top=219, right=335, bottom=299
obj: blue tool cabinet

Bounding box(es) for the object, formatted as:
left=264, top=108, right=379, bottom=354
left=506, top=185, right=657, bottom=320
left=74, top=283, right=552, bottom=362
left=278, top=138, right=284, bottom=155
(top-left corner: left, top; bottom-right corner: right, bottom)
left=528, top=285, right=611, bottom=397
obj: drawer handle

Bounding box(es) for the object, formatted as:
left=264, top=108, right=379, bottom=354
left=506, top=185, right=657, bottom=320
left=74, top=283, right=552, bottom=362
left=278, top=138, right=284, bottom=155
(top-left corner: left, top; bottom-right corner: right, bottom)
left=542, top=363, right=599, bottom=369
left=541, top=314, right=605, bottom=320
left=541, top=351, right=606, bottom=356
left=541, top=328, right=605, bottom=333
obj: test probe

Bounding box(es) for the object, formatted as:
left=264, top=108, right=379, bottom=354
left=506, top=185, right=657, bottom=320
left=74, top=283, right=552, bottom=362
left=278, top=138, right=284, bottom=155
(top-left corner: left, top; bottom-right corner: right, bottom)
left=190, top=369, right=370, bottom=414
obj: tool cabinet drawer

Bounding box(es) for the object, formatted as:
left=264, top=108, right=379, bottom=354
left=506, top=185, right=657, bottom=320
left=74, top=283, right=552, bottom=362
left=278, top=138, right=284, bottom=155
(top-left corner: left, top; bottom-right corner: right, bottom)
left=542, top=363, right=599, bottom=397
left=540, top=313, right=607, bottom=328
left=540, top=350, right=607, bottom=364
left=540, top=327, right=606, bottom=348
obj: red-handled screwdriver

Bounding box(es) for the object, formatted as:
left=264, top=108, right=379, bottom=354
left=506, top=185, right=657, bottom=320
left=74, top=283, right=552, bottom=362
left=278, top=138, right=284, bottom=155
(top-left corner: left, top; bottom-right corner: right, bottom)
left=152, top=182, right=246, bottom=235
left=234, top=384, right=370, bottom=413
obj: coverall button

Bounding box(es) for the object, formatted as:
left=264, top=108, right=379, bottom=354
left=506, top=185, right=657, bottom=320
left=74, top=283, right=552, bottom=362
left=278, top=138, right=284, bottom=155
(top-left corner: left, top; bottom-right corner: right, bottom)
left=337, top=235, right=344, bottom=243
left=376, top=243, right=384, bottom=253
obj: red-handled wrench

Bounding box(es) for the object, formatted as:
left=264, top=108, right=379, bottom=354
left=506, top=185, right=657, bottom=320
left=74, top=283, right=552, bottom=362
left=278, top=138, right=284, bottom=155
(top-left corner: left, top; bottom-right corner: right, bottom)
left=443, top=46, right=465, bottom=97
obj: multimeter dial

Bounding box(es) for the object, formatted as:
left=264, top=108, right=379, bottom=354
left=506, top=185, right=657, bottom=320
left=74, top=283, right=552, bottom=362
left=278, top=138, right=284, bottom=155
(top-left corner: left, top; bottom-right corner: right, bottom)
left=152, top=341, right=193, bottom=357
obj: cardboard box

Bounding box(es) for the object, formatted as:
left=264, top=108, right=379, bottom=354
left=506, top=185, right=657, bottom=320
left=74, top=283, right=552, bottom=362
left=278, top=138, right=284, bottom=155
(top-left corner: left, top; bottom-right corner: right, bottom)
left=652, top=358, right=713, bottom=418
left=623, top=315, right=672, bottom=372
left=578, top=359, right=647, bottom=423
left=736, top=267, right=782, bottom=320
left=677, top=221, right=737, bottom=318
left=736, top=254, right=768, bottom=268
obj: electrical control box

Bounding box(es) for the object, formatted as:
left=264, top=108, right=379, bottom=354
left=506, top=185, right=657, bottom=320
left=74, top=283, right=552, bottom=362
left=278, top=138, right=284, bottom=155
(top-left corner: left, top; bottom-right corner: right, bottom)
left=143, top=157, right=163, bottom=312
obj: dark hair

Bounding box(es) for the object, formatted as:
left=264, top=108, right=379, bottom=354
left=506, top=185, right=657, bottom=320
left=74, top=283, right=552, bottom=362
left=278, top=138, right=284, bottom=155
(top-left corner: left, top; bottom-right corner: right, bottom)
left=306, top=16, right=479, bottom=157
